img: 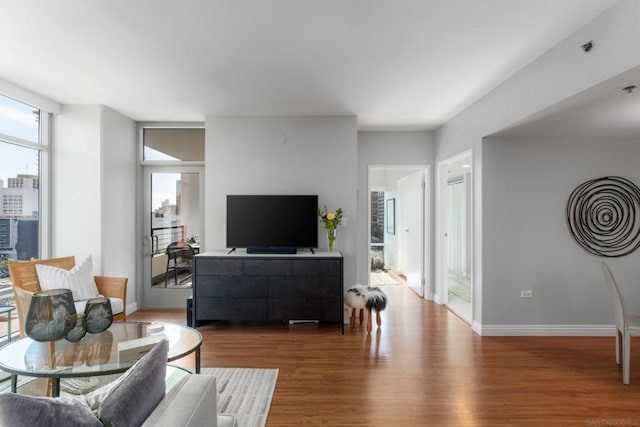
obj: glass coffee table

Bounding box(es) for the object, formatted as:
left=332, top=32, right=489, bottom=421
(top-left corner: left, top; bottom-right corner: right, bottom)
left=0, top=322, right=202, bottom=397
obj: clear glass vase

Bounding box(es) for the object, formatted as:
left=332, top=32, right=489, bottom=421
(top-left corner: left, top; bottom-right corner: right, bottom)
left=327, top=228, right=337, bottom=252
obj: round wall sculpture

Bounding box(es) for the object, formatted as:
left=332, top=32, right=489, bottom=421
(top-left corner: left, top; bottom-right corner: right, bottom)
left=566, top=176, right=640, bottom=257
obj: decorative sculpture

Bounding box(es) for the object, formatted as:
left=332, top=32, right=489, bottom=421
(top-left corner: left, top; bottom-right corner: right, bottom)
left=25, top=290, right=113, bottom=343
left=566, top=176, right=640, bottom=257
left=25, top=289, right=76, bottom=342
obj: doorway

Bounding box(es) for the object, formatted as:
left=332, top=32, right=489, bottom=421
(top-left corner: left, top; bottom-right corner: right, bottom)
left=436, top=151, right=473, bottom=323
left=142, top=166, right=203, bottom=308
left=368, top=166, right=428, bottom=297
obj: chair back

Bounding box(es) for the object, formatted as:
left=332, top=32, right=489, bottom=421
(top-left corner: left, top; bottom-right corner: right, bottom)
left=601, top=261, right=627, bottom=331
left=8, top=256, right=76, bottom=293
left=8, top=256, right=77, bottom=337
left=167, top=242, right=195, bottom=262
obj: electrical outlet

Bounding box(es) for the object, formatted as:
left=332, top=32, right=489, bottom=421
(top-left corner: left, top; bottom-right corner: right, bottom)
left=520, top=290, right=532, bottom=298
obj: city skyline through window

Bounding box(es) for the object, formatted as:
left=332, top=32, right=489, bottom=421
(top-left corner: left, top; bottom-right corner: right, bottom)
left=0, top=94, right=41, bottom=265
left=0, top=93, right=44, bottom=341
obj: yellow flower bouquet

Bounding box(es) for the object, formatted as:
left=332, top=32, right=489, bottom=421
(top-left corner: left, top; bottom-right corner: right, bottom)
left=318, top=207, right=343, bottom=252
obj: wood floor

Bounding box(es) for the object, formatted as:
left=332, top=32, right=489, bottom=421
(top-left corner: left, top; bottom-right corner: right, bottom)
left=129, top=285, right=640, bottom=426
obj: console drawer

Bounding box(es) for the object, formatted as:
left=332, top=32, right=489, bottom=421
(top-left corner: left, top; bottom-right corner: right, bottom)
left=196, top=275, right=267, bottom=298
left=291, top=259, right=341, bottom=276
left=268, top=298, right=340, bottom=321
left=268, top=276, right=340, bottom=298
left=196, top=298, right=267, bottom=321
left=244, top=259, right=291, bottom=276
left=195, top=258, right=243, bottom=275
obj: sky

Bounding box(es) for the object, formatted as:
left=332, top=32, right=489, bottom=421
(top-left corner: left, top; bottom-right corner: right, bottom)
left=0, top=94, right=185, bottom=213
left=0, top=95, right=40, bottom=186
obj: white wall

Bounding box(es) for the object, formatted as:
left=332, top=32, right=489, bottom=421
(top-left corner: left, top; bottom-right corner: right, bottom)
left=55, top=105, right=137, bottom=308
left=54, top=105, right=103, bottom=269
left=483, top=136, right=640, bottom=328
left=101, top=106, right=137, bottom=307
left=434, top=0, right=640, bottom=333
left=206, top=116, right=358, bottom=288
left=357, top=131, right=434, bottom=286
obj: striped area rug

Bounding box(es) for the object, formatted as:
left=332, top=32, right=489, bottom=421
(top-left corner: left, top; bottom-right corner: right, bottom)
left=202, top=367, right=279, bottom=427
left=0, top=367, right=278, bottom=427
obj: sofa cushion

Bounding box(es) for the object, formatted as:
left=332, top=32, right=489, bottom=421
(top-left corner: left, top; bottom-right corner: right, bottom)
left=75, top=296, right=124, bottom=316
left=86, top=339, right=168, bottom=426
left=142, top=374, right=218, bottom=427
left=0, top=394, right=101, bottom=427
left=36, top=255, right=100, bottom=301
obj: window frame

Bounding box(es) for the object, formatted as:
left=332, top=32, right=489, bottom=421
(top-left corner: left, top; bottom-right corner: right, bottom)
left=0, top=112, right=51, bottom=260
left=0, top=94, right=54, bottom=342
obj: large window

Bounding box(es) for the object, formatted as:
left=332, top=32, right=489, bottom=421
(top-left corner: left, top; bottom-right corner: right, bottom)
left=0, top=93, right=49, bottom=341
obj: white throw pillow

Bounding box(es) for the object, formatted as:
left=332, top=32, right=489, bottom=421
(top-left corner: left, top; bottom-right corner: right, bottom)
left=36, top=256, right=100, bottom=302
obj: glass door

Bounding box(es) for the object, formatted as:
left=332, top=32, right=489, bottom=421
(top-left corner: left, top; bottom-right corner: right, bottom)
left=142, top=166, right=203, bottom=308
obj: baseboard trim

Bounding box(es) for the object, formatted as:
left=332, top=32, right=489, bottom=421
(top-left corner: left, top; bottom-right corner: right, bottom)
left=472, top=320, right=483, bottom=335
left=474, top=323, right=616, bottom=336
left=126, top=302, right=138, bottom=315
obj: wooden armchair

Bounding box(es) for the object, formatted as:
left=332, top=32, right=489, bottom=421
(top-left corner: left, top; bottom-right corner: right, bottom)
left=8, top=256, right=127, bottom=337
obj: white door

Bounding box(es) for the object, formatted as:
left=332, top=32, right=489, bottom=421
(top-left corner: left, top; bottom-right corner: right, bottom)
left=398, top=170, right=424, bottom=297
left=142, top=166, right=204, bottom=308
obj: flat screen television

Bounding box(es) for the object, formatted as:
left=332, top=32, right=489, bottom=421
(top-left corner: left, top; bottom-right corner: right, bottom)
left=226, top=195, right=318, bottom=253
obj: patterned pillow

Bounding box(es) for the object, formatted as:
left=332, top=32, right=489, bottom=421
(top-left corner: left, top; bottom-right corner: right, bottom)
left=85, top=339, right=168, bottom=426
left=36, top=256, right=100, bottom=301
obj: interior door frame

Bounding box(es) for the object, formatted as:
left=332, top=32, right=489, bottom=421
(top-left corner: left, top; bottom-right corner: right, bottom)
left=367, top=165, right=429, bottom=299
left=435, top=149, right=473, bottom=310
left=140, top=165, right=205, bottom=308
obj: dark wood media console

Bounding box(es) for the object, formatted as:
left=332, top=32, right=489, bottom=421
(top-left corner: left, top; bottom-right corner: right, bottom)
left=193, top=251, right=344, bottom=333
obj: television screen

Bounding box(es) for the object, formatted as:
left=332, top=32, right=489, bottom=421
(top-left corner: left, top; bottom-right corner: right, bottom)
left=226, top=195, right=318, bottom=251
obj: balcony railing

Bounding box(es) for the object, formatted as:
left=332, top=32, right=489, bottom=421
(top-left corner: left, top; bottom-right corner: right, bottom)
left=151, top=225, right=185, bottom=255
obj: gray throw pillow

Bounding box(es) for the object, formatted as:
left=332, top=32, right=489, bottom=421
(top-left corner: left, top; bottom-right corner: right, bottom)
left=0, top=394, right=101, bottom=427
left=85, top=339, right=168, bottom=426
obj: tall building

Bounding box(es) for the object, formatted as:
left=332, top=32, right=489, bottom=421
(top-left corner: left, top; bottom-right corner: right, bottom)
left=0, top=174, right=39, bottom=261
left=0, top=218, right=18, bottom=259
left=15, top=219, right=38, bottom=260
left=1, top=174, right=39, bottom=217
left=370, top=191, right=385, bottom=242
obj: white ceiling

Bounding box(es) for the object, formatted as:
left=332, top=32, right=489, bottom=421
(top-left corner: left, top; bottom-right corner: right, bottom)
left=0, top=0, right=616, bottom=130
left=491, top=65, right=640, bottom=139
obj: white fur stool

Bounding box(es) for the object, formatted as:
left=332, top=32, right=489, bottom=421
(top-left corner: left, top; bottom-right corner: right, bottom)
left=345, top=284, right=388, bottom=333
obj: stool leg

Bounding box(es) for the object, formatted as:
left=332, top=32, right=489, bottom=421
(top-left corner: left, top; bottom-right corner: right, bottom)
left=359, top=308, right=364, bottom=325
left=376, top=310, right=382, bottom=328
left=350, top=308, right=356, bottom=329
left=367, top=308, right=373, bottom=334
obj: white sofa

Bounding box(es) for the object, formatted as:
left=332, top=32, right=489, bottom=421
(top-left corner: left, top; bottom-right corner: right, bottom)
left=0, top=340, right=237, bottom=427
left=143, top=374, right=237, bottom=427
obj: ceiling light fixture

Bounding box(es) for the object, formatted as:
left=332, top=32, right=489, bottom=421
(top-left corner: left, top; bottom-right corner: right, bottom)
left=622, top=85, right=637, bottom=94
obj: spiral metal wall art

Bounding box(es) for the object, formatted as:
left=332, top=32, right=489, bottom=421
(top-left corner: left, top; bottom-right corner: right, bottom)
left=566, top=176, right=640, bottom=257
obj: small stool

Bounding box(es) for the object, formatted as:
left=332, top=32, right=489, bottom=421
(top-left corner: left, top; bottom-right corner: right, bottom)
left=345, top=285, right=387, bottom=334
